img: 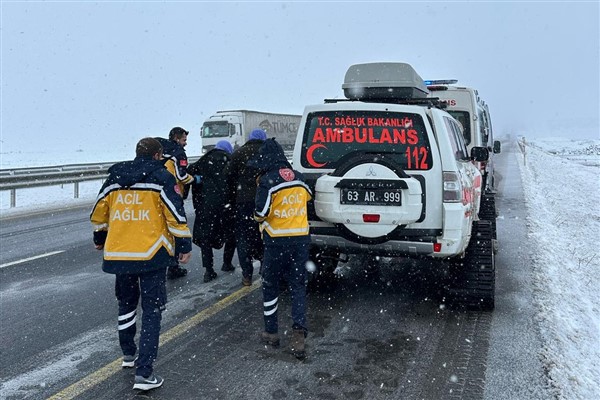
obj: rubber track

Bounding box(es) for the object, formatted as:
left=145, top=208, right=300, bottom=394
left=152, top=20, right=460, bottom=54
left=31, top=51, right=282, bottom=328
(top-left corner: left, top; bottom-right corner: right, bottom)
left=478, top=193, right=497, bottom=239
left=448, top=220, right=496, bottom=311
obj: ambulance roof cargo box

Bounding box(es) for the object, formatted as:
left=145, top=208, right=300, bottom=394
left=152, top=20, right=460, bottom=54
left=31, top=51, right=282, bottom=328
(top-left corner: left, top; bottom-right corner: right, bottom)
left=342, top=62, right=430, bottom=100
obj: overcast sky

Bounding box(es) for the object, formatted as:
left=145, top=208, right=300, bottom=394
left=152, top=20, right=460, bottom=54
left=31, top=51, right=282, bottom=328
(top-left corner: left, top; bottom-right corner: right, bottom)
left=1, top=1, right=598, bottom=161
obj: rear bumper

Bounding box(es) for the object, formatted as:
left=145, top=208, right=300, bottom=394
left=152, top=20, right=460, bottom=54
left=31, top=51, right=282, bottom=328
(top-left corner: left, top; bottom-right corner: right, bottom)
left=311, top=234, right=437, bottom=257
left=309, top=206, right=470, bottom=258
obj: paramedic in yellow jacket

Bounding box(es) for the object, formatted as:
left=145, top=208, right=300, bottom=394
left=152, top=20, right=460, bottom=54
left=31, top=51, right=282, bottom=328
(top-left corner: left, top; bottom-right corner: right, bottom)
left=155, top=127, right=194, bottom=279
left=155, top=127, right=194, bottom=196
left=90, top=137, right=192, bottom=391
left=250, top=138, right=312, bottom=360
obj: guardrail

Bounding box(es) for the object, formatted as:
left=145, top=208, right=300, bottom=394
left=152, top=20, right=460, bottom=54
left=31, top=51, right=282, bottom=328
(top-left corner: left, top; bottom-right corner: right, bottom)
left=0, top=157, right=200, bottom=208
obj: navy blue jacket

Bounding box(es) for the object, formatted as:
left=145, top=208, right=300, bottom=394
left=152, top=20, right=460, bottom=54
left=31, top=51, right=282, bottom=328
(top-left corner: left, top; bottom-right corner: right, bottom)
left=224, top=139, right=265, bottom=204
left=187, top=148, right=233, bottom=248
left=90, top=156, right=192, bottom=274
left=250, top=139, right=312, bottom=245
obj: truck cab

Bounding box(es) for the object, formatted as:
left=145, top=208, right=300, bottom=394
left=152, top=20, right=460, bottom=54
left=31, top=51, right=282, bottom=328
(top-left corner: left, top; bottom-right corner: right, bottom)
left=200, top=111, right=245, bottom=154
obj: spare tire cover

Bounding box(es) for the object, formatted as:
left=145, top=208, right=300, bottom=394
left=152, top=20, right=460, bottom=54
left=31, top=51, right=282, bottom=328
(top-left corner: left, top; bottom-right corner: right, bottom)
left=314, top=154, right=423, bottom=240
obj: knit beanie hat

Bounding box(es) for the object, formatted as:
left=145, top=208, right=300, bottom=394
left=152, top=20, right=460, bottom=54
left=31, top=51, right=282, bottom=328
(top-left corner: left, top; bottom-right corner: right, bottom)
left=215, top=140, right=233, bottom=154
left=249, top=128, right=267, bottom=141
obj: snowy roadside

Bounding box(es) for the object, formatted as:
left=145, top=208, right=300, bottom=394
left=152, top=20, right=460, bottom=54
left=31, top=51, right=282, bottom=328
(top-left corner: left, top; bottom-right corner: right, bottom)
left=516, top=137, right=600, bottom=400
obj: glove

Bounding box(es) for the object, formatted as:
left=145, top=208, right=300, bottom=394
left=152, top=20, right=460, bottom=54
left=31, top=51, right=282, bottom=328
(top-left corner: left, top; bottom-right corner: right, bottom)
left=93, top=230, right=107, bottom=246
left=194, top=175, right=202, bottom=184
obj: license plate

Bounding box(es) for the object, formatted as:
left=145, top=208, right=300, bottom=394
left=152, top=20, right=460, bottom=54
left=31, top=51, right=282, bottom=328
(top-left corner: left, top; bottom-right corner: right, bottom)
left=340, top=188, right=402, bottom=206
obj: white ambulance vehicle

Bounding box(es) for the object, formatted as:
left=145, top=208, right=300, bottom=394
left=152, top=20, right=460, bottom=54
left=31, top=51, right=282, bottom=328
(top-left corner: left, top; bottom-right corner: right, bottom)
left=293, top=63, right=496, bottom=310
left=426, top=81, right=501, bottom=240
left=426, top=80, right=501, bottom=193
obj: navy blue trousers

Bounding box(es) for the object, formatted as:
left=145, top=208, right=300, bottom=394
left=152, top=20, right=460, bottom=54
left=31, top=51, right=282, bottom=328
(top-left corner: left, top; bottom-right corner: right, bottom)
left=115, top=267, right=166, bottom=378
left=200, top=235, right=236, bottom=270
left=261, top=242, right=309, bottom=334
left=234, top=202, right=264, bottom=279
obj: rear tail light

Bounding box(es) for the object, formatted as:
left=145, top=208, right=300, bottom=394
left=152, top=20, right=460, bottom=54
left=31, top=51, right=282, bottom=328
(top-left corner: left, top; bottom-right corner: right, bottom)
left=443, top=171, right=463, bottom=202
left=433, top=243, right=442, bottom=252
left=363, top=214, right=381, bottom=223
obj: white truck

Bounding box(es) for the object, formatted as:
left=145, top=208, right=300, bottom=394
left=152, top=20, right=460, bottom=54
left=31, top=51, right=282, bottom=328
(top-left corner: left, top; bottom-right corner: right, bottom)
left=200, top=110, right=301, bottom=154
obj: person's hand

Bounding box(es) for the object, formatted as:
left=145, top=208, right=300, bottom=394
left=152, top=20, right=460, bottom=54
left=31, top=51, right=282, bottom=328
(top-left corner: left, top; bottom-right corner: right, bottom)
left=179, top=252, right=192, bottom=264
left=95, top=244, right=104, bottom=250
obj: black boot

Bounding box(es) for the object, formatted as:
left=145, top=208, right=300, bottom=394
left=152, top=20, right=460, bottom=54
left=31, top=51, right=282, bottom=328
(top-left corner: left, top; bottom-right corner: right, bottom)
left=167, top=265, right=188, bottom=279
left=203, top=268, right=217, bottom=283
left=290, top=329, right=306, bottom=360
left=221, top=263, right=235, bottom=272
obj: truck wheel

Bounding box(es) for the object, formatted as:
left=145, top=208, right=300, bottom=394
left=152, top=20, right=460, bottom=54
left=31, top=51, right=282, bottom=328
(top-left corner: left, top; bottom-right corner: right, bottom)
left=446, top=220, right=495, bottom=311
left=307, top=249, right=339, bottom=292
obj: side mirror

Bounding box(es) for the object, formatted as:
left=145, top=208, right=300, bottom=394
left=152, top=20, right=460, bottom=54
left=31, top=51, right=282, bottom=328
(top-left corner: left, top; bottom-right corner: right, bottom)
left=471, top=146, right=489, bottom=162
left=493, top=140, right=502, bottom=154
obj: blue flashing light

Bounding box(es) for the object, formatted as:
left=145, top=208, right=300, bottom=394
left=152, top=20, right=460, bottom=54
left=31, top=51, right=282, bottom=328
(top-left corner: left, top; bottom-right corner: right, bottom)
left=424, top=79, right=458, bottom=85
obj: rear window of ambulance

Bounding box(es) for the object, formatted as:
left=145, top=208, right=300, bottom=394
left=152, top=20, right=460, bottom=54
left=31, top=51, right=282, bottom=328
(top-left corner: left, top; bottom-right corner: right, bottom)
left=300, top=110, right=432, bottom=171
left=447, top=110, right=471, bottom=145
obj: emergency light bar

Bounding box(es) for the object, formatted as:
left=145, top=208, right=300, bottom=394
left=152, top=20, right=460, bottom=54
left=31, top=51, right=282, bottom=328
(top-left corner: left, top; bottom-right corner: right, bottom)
left=424, top=79, right=458, bottom=85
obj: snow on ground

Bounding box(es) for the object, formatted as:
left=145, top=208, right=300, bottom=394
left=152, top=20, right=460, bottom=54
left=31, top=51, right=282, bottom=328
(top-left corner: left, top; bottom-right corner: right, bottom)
left=516, top=136, right=599, bottom=400
left=1, top=136, right=599, bottom=399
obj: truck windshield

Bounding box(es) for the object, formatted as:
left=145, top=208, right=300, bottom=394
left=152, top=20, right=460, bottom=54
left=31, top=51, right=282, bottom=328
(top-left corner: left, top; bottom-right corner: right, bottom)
left=447, top=110, right=471, bottom=145
left=300, top=110, right=432, bottom=171
left=201, top=122, right=230, bottom=138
